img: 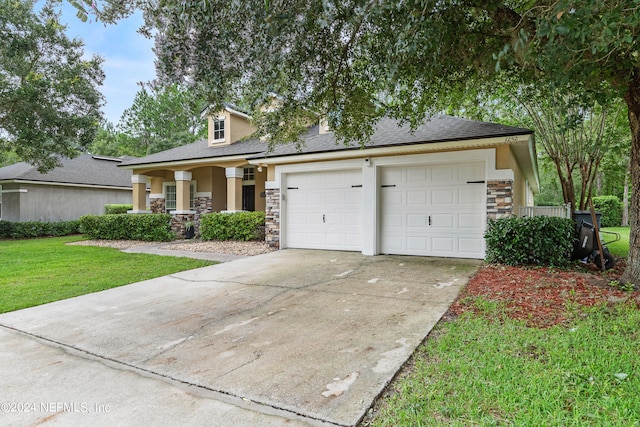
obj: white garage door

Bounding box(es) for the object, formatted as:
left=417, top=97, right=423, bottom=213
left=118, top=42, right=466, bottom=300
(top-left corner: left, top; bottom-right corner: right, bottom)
left=380, top=162, right=486, bottom=258
left=285, top=169, right=363, bottom=251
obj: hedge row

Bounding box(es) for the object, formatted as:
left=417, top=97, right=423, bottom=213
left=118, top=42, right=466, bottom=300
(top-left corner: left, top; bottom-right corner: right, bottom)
left=0, top=220, right=80, bottom=239
left=104, top=204, right=133, bottom=215
left=79, top=214, right=174, bottom=241
left=485, top=216, right=575, bottom=267
left=200, top=211, right=265, bottom=241
left=592, top=195, right=623, bottom=227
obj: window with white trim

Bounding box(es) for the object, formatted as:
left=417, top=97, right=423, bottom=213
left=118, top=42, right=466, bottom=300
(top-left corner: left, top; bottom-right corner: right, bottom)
left=164, top=182, right=196, bottom=212
left=213, top=117, right=225, bottom=141
left=165, top=184, right=176, bottom=211
left=243, top=167, right=255, bottom=182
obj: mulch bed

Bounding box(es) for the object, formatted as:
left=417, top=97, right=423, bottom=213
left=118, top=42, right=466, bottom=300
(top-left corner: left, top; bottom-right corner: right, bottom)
left=450, top=258, right=640, bottom=328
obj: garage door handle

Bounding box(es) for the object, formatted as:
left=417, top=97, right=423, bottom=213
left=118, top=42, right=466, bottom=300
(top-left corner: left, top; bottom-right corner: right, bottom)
left=466, top=180, right=485, bottom=184
left=323, top=214, right=325, bottom=223
left=428, top=215, right=431, bottom=226
left=381, top=184, right=396, bottom=188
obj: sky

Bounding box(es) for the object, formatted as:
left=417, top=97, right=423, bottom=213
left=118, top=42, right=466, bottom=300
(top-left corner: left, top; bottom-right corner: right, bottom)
left=55, top=3, right=157, bottom=125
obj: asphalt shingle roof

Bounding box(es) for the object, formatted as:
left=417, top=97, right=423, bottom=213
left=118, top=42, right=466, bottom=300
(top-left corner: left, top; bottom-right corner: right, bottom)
left=254, top=115, right=532, bottom=159
left=0, top=154, right=134, bottom=188
left=119, top=138, right=269, bottom=167
left=119, top=115, right=532, bottom=167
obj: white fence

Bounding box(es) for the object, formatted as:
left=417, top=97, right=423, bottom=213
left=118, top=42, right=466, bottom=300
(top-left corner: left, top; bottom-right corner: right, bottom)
left=518, top=204, right=571, bottom=219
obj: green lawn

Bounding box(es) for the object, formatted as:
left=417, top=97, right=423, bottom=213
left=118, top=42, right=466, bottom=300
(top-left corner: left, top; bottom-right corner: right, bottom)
left=602, top=227, right=630, bottom=257
left=369, top=302, right=640, bottom=426
left=0, top=236, right=214, bottom=313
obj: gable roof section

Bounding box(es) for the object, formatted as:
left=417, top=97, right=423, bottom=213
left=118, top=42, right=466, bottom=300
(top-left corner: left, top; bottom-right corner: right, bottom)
left=0, top=154, right=134, bottom=188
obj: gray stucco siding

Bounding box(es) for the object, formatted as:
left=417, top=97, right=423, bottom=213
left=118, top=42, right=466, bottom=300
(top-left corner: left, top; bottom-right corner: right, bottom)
left=5, top=184, right=133, bottom=222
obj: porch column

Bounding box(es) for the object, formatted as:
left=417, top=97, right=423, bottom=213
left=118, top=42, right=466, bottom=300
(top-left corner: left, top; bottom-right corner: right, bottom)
left=225, top=167, right=243, bottom=212
left=130, top=174, right=149, bottom=213
left=174, top=171, right=193, bottom=213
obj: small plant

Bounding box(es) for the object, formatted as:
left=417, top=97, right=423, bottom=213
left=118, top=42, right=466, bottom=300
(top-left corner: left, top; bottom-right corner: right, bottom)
left=608, top=280, right=636, bottom=292
left=183, top=221, right=195, bottom=239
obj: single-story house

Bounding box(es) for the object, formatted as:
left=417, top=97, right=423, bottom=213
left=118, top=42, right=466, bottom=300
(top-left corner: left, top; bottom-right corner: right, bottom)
left=0, top=154, right=139, bottom=222
left=119, top=106, right=538, bottom=260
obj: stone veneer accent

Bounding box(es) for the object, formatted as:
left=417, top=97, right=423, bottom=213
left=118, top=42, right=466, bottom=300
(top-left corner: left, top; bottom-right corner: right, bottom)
left=152, top=196, right=213, bottom=238
left=150, top=197, right=165, bottom=214
left=265, top=188, right=280, bottom=248
left=486, top=180, right=514, bottom=220
left=171, top=213, right=196, bottom=238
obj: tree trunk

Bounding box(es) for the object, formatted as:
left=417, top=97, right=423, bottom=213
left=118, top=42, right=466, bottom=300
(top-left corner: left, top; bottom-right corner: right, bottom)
left=622, top=160, right=630, bottom=227
left=621, top=74, right=640, bottom=285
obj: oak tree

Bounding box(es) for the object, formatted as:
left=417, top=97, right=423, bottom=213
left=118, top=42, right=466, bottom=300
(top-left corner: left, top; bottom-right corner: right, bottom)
left=1, top=0, right=104, bottom=171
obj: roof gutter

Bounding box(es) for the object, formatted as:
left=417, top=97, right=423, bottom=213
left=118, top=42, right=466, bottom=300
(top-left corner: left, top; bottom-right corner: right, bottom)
left=0, top=179, right=133, bottom=191
left=118, top=154, right=258, bottom=171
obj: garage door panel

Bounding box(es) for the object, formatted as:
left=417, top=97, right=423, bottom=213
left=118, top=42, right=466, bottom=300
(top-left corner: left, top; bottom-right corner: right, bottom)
left=430, top=165, right=456, bottom=185
left=432, top=237, right=455, bottom=253
left=381, top=162, right=485, bottom=259
left=406, top=213, right=427, bottom=228
left=458, top=238, right=484, bottom=255
left=286, top=170, right=362, bottom=251
left=431, top=213, right=454, bottom=229
left=458, top=188, right=484, bottom=204
left=406, top=190, right=427, bottom=205
left=406, top=167, right=428, bottom=183
left=406, top=236, right=428, bottom=251
left=431, top=189, right=455, bottom=205
left=459, top=213, right=484, bottom=229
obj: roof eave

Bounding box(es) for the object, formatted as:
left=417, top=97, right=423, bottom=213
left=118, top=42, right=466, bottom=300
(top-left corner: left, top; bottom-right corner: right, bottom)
left=118, top=153, right=262, bottom=171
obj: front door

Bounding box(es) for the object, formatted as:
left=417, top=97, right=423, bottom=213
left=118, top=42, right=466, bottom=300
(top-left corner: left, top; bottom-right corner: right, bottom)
left=242, top=185, right=255, bottom=211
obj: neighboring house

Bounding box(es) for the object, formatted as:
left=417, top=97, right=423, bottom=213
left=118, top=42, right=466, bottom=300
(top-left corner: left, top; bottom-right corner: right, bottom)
left=119, top=105, right=538, bottom=260
left=0, top=154, right=138, bottom=222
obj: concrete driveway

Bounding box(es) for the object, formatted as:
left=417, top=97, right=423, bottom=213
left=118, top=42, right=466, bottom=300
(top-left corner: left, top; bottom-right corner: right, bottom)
left=0, top=249, right=480, bottom=426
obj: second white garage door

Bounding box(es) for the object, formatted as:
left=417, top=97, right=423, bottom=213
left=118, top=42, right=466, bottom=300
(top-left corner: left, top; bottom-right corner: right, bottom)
left=380, top=162, right=486, bottom=258
left=285, top=169, right=363, bottom=251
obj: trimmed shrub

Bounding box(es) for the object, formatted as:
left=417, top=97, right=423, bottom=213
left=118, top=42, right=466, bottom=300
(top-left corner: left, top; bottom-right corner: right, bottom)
left=104, top=204, right=133, bottom=215
left=485, top=216, right=575, bottom=267
left=200, top=211, right=266, bottom=241
left=79, top=214, right=174, bottom=241
left=0, top=220, right=14, bottom=238
left=592, top=196, right=622, bottom=227
left=0, top=220, right=79, bottom=239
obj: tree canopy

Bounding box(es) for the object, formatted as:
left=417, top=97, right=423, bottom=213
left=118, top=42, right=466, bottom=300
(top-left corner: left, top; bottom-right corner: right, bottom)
left=88, top=83, right=207, bottom=157
left=78, top=0, right=640, bottom=283
left=0, top=0, right=104, bottom=171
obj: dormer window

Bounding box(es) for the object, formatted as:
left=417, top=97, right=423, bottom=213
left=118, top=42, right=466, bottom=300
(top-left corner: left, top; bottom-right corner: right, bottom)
left=213, top=117, right=225, bottom=141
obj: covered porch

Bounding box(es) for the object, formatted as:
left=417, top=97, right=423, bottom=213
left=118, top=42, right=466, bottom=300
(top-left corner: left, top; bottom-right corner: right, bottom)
left=129, top=162, right=268, bottom=237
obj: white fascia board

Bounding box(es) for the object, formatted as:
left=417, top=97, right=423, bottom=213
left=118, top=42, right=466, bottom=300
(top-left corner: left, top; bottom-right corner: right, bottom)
left=200, top=104, right=252, bottom=120
left=119, top=154, right=252, bottom=171
left=0, top=179, right=133, bottom=191
left=225, top=107, right=251, bottom=119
